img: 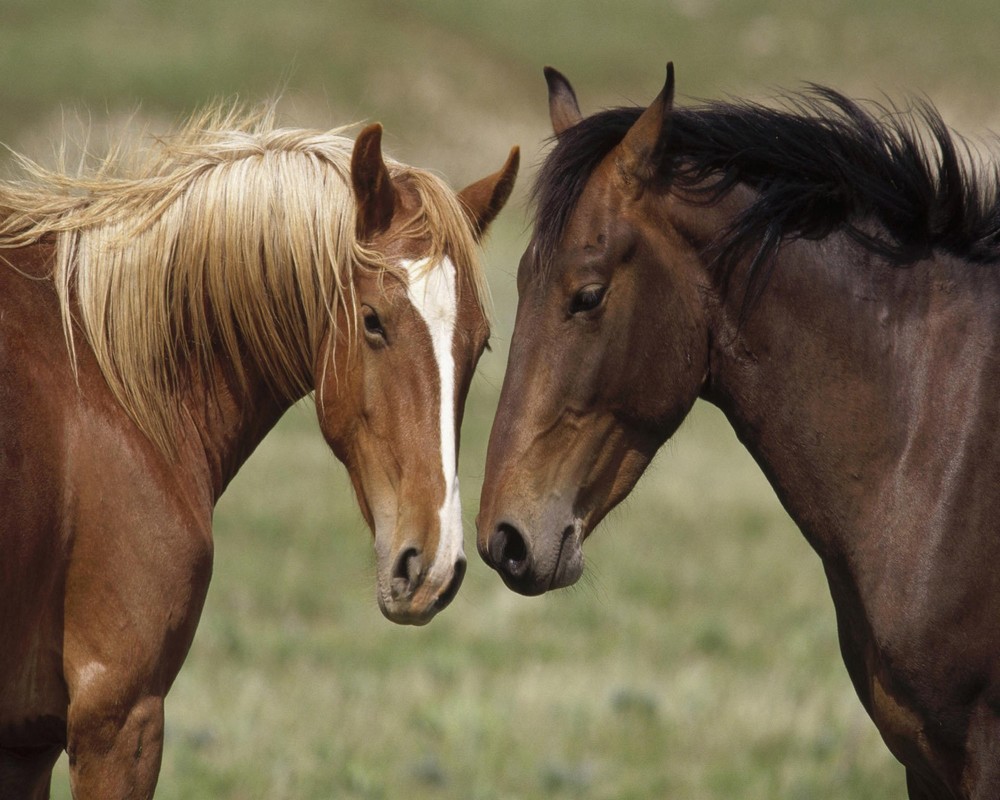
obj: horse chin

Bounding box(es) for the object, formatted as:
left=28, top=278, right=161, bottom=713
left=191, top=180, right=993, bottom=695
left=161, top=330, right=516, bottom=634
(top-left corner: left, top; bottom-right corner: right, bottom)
left=377, top=595, right=439, bottom=626
left=375, top=587, right=452, bottom=626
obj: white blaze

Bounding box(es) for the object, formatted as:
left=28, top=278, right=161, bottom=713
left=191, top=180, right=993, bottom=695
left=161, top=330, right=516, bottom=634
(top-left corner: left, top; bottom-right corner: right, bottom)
left=403, top=257, right=464, bottom=578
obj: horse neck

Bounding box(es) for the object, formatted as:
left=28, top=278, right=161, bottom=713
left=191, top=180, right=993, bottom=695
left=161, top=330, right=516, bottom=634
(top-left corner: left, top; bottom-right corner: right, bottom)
left=700, top=225, right=1000, bottom=558
left=179, top=352, right=299, bottom=502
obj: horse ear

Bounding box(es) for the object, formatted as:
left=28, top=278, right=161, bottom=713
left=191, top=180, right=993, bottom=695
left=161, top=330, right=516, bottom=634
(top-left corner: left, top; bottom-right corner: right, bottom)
left=351, top=123, right=398, bottom=240
left=458, top=146, right=520, bottom=240
left=617, top=62, right=676, bottom=195
left=545, top=67, right=583, bottom=136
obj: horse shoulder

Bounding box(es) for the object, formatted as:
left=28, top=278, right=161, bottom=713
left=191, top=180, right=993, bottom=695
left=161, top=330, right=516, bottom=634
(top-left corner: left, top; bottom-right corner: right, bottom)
left=59, top=371, right=216, bottom=693
left=1, top=249, right=216, bottom=747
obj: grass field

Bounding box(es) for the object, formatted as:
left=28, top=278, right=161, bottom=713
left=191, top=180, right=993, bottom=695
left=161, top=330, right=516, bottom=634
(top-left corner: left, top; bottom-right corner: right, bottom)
left=6, top=2, right=1000, bottom=797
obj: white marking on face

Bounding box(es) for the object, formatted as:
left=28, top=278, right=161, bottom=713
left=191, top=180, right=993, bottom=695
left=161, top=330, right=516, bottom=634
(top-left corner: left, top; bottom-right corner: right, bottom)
left=402, top=257, right=464, bottom=578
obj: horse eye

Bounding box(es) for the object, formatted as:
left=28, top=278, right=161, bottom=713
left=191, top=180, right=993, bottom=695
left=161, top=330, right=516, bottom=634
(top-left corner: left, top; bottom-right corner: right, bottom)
left=361, top=306, right=386, bottom=342
left=570, top=284, right=606, bottom=315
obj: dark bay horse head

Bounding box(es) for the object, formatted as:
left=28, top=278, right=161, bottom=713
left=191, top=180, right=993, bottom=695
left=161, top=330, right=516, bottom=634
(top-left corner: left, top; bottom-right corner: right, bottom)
left=478, top=65, right=708, bottom=594
left=317, top=125, right=520, bottom=623
left=478, top=64, right=1000, bottom=795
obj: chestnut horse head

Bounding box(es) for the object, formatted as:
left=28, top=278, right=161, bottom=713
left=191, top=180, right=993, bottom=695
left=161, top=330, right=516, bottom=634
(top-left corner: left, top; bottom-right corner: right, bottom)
left=1, top=105, right=519, bottom=795
left=319, top=124, right=519, bottom=623
left=1, top=108, right=518, bottom=626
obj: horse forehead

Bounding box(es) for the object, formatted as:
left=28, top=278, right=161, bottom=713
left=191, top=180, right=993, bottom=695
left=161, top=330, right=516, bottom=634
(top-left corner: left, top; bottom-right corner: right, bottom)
left=520, top=221, right=615, bottom=295
left=400, top=256, right=461, bottom=333
left=570, top=183, right=626, bottom=244
left=527, top=177, right=625, bottom=290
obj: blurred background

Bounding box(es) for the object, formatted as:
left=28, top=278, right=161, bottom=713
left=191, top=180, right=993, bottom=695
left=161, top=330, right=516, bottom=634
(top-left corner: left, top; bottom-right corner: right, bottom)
left=6, top=1, right=999, bottom=797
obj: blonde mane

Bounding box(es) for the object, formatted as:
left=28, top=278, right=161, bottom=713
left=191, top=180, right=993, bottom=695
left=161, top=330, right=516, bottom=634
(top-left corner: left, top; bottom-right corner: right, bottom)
left=0, top=104, right=488, bottom=453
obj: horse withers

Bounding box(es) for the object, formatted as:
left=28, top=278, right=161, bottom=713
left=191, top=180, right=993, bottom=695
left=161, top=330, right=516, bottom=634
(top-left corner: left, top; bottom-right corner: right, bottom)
left=478, top=64, right=1000, bottom=798
left=0, top=108, right=517, bottom=798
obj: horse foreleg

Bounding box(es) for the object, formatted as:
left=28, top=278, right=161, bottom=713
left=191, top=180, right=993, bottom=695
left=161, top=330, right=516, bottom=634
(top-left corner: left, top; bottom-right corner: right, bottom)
left=905, top=767, right=954, bottom=799
left=904, top=698, right=1000, bottom=799
left=0, top=744, right=61, bottom=800
left=960, top=700, right=1000, bottom=800
left=66, top=693, right=164, bottom=800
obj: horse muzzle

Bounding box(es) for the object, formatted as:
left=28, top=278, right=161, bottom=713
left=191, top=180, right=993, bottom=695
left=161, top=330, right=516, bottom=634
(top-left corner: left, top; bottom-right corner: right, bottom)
left=478, top=512, right=585, bottom=596
left=376, top=544, right=467, bottom=625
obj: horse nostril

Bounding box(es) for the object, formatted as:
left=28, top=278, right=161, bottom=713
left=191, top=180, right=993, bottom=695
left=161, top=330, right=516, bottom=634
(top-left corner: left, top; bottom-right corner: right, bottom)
left=391, top=547, right=423, bottom=599
left=490, top=523, right=529, bottom=577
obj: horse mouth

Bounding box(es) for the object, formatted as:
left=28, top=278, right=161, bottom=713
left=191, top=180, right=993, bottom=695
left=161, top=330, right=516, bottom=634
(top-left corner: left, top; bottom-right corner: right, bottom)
left=548, top=522, right=585, bottom=591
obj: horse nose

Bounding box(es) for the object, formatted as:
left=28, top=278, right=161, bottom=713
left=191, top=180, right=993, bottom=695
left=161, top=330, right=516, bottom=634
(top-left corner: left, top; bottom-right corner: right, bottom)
left=483, top=516, right=584, bottom=596
left=389, top=546, right=466, bottom=608
left=488, top=522, right=531, bottom=581
left=390, top=546, right=423, bottom=600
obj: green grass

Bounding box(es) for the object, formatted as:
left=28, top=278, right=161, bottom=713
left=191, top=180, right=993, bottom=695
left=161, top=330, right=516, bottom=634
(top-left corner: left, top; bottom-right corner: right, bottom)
left=8, top=1, right=1000, bottom=796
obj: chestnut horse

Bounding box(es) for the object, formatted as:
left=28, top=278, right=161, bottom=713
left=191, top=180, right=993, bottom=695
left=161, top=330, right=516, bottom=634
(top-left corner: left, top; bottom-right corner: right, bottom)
left=0, top=106, right=518, bottom=798
left=478, top=64, right=1000, bottom=798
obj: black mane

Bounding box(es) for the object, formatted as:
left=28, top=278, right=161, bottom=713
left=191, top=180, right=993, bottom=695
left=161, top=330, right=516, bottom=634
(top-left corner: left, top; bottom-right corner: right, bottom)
left=532, top=88, right=1000, bottom=306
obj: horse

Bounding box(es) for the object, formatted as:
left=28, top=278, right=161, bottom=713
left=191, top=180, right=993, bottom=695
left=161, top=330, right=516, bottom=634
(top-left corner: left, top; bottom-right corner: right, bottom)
left=0, top=104, right=518, bottom=798
left=477, top=63, right=1000, bottom=798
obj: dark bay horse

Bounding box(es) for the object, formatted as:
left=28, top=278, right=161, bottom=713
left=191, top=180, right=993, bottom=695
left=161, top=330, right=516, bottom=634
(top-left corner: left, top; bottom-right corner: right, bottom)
left=478, top=64, right=1000, bottom=798
left=0, top=106, right=518, bottom=798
